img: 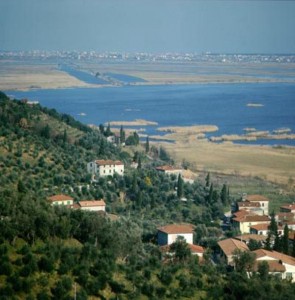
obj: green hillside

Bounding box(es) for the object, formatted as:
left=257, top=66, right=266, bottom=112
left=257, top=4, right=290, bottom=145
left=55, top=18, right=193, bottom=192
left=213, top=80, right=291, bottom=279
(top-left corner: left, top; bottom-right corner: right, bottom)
left=1, top=91, right=295, bottom=300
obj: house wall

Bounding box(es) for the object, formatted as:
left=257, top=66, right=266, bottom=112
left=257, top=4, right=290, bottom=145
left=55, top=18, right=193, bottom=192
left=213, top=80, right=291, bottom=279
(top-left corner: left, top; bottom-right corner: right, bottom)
left=167, top=233, right=193, bottom=245
left=98, top=164, right=124, bottom=177
left=80, top=206, right=105, bottom=212
left=52, top=200, right=73, bottom=206
left=236, top=221, right=270, bottom=234
left=87, top=162, right=97, bottom=174
left=158, top=232, right=168, bottom=246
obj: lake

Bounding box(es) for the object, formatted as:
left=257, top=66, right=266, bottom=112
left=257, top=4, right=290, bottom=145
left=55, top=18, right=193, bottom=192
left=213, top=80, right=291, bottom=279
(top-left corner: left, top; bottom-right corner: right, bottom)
left=6, top=83, right=295, bottom=146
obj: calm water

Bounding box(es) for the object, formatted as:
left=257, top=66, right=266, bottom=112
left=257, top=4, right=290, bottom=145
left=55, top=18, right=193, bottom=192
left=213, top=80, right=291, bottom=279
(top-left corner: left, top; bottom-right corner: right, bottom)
left=6, top=83, right=295, bottom=146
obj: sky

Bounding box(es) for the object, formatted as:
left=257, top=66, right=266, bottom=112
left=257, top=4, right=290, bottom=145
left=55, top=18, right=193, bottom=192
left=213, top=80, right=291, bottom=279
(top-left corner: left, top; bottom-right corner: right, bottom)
left=0, top=0, right=295, bottom=54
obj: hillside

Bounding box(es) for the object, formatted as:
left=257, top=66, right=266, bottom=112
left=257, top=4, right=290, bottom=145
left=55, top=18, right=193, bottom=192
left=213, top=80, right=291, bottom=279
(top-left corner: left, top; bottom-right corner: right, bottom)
left=1, top=91, right=295, bottom=299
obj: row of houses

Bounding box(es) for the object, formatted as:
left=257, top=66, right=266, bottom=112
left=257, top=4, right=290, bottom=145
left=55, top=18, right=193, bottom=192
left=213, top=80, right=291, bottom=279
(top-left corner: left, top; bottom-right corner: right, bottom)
left=218, top=237, right=295, bottom=281
left=48, top=194, right=106, bottom=212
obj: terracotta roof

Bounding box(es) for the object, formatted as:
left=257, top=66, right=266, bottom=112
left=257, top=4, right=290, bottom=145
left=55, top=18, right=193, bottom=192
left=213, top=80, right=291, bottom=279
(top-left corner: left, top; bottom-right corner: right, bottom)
left=252, top=249, right=295, bottom=266
left=158, top=224, right=194, bottom=234
left=233, top=215, right=270, bottom=223
left=78, top=200, right=106, bottom=207
left=250, top=223, right=270, bottom=231
left=188, top=244, right=204, bottom=253
left=276, top=212, right=295, bottom=221
left=48, top=194, right=74, bottom=202
left=246, top=195, right=269, bottom=202
left=160, top=243, right=204, bottom=254
left=234, top=234, right=267, bottom=242
left=253, top=260, right=286, bottom=272
left=238, top=201, right=261, bottom=208
left=218, top=238, right=249, bottom=257
left=232, top=210, right=254, bottom=218
left=280, top=204, right=295, bottom=211
left=155, top=165, right=182, bottom=172
left=95, top=160, right=123, bottom=166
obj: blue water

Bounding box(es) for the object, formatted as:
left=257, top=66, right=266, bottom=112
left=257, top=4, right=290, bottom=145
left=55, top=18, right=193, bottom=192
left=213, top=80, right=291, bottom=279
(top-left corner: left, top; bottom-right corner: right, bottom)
left=58, top=65, right=108, bottom=85
left=6, top=83, right=295, bottom=146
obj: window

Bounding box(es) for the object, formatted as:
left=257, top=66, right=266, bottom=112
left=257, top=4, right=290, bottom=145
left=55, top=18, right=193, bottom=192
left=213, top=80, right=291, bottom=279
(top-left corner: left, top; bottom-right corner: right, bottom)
left=286, top=272, right=293, bottom=280
left=262, top=203, right=264, bottom=207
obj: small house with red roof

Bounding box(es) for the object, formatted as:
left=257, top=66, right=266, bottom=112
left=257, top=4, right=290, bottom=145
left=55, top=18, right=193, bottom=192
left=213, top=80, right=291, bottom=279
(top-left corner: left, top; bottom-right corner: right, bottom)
left=157, top=224, right=194, bottom=246
left=155, top=165, right=183, bottom=176
left=77, top=200, right=106, bottom=212
left=48, top=194, right=74, bottom=206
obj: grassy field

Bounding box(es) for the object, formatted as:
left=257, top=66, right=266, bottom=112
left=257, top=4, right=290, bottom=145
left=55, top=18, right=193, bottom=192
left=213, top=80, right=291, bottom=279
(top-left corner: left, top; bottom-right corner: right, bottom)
left=0, top=61, right=92, bottom=91
left=1, top=59, right=295, bottom=91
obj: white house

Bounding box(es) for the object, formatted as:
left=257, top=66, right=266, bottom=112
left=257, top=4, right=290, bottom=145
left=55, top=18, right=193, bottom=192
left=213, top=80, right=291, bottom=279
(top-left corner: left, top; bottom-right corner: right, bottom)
left=87, top=160, right=124, bottom=178
left=250, top=223, right=283, bottom=236
left=48, top=194, right=74, bottom=206
left=77, top=200, right=106, bottom=212
left=157, top=224, right=194, bottom=246
left=252, top=249, right=295, bottom=282
left=238, top=194, right=269, bottom=216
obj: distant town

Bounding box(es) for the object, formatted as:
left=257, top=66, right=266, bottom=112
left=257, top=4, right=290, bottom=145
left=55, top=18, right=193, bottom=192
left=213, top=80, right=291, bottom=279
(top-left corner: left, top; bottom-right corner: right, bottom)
left=1, top=50, right=295, bottom=64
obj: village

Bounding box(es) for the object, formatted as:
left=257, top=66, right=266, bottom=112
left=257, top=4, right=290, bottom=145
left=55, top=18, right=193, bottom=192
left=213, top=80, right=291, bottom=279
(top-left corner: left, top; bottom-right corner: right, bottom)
left=48, top=156, right=295, bottom=283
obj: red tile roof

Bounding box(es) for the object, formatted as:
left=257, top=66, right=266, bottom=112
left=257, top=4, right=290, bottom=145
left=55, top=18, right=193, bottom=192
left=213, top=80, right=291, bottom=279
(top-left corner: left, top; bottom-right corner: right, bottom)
left=253, top=260, right=286, bottom=272
left=233, top=210, right=254, bottom=218
left=246, top=195, right=269, bottom=202
left=160, top=243, right=204, bottom=254
left=280, top=204, right=295, bottom=211
left=158, top=224, right=194, bottom=234
left=250, top=223, right=270, bottom=231
left=233, top=215, right=270, bottom=223
left=95, top=160, right=123, bottom=166
left=252, top=249, right=295, bottom=266
left=48, top=194, right=74, bottom=202
left=234, top=234, right=267, bottom=242
left=78, top=200, right=106, bottom=207
left=218, top=238, right=249, bottom=257
left=188, top=244, right=204, bottom=253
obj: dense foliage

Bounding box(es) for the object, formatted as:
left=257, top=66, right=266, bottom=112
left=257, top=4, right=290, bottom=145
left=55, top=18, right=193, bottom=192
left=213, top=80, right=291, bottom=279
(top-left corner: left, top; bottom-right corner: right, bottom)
left=1, top=91, right=295, bottom=299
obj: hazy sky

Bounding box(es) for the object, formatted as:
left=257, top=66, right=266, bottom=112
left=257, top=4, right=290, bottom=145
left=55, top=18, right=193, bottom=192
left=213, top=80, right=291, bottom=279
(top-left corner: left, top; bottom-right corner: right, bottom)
left=0, top=0, right=295, bottom=54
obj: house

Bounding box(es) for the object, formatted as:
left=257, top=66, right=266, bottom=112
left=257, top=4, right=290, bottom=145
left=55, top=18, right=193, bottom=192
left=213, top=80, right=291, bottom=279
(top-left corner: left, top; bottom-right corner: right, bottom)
left=252, top=249, right=295, bottom=281
left=217, top=238, right=249, bottom=265
left=48, top=194, right=74, bottom=206
left=237, top=194, right=269, bottom=216
left=77, top=200, right=106, bottom=212
left=157, top=224, right=194, bottom=246
left=276, top=212, right=295, bottom=223
left=155, top=165, right=183, bottom=176
left=87, top=160, right=124, bottom=178
left=250, top=223, right=284, bottom=236
left=233, top=215, right=270, bottom=234
left=280, top=204, right=295, bottom=213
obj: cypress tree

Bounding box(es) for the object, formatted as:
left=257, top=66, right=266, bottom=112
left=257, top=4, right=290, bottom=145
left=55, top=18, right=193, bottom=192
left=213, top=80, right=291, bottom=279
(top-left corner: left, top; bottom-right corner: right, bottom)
left=205, top=173, right=210, bottom=187
left=177, top=174, right=183, bottom=198
left=282, top=224, right=289, bottom=254
left=120, top=125, right=125, bottom=144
